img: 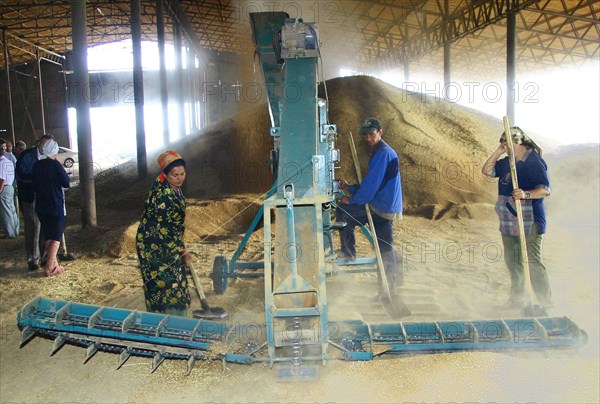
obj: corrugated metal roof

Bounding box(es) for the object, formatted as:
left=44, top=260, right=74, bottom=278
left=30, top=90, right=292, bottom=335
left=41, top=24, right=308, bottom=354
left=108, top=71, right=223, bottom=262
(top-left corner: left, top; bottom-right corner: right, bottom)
left=0, top=0, right=598, bottom=78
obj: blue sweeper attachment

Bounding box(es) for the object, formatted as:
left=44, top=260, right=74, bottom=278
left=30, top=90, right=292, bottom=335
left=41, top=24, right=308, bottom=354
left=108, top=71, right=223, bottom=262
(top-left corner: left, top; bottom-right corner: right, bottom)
left=18, top=297, right=587, bottom=376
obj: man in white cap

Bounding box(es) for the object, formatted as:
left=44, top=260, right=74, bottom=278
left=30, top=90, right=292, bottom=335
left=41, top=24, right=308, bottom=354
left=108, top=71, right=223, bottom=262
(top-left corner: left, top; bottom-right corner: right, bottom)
left=32, top=139, right=70, bottom=276
left=16, top=134, right=54, bottom=270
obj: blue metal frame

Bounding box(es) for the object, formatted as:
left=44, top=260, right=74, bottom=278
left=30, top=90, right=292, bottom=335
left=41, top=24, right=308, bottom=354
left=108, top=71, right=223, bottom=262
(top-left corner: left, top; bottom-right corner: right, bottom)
left=215, top=199, right=379, bottom=285
left=226, top=184, right=277, bottom=275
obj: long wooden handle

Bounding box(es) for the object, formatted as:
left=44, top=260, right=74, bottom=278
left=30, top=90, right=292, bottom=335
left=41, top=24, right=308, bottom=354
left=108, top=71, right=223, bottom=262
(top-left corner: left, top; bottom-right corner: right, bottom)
left=348, top=132, right=392, bottom=301
left=188, top=262, right=206, bottom=301
left=61, top=234, right=68, bottom=254
left=502, top=117, right=535, bottom=306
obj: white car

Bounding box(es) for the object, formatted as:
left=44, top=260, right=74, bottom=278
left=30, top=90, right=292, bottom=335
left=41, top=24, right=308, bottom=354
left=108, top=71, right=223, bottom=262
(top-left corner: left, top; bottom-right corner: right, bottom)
left=56, top=146, right=78, bottom=168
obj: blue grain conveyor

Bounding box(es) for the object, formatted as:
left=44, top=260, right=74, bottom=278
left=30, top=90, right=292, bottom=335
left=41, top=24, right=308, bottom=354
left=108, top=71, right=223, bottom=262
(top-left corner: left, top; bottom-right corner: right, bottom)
left=18, top=296, right=587, bottom=374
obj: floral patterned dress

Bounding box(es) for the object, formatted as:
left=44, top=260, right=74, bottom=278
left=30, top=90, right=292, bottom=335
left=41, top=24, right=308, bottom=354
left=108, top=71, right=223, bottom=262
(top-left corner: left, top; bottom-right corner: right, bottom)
left=136, top=178, right=190, bottom=312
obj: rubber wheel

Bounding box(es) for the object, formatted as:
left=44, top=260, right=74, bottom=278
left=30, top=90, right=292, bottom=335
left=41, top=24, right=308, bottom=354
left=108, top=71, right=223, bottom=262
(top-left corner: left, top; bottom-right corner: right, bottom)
left=64, top=158, right=74, bottom=168
left=211, top=255, right=228, bottom=295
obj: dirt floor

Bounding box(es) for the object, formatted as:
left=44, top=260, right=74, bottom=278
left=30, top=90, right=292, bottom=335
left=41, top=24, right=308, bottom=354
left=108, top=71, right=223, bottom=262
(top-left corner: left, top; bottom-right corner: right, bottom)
left=1, top=76, right=598, bottom=403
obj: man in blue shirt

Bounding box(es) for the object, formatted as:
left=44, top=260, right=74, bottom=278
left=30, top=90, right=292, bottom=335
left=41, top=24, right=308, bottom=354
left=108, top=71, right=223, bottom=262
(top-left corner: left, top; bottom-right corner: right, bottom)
left=336, top=117, right=405, bottom=308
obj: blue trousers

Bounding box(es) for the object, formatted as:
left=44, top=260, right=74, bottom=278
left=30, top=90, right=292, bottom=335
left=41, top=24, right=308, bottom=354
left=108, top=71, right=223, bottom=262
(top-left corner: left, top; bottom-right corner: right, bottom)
left=336, top=203, right=397, bottom=294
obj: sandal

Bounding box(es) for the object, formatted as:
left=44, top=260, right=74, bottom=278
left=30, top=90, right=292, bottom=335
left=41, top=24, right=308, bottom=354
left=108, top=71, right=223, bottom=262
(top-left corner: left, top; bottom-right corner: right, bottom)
left=46, top=266, right=65, bottom=277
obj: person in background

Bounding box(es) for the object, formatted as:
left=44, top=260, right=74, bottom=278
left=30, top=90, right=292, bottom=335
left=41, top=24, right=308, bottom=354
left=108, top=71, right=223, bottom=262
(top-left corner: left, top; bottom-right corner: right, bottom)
left=4, top=141, right=17, bottom=166
left=0, top=138, right=19, bottom=238
left=336, top=117, right=407, bottom=313
left=136, top=150, right=192, bottom=316
left=16, top=134, right=54, bottom=271
left=32, top=139, right=70, bottom=276
left=482, top=126, right=553, bottom=309
left=14, top=141, right=26, bottom=160
left=6, top=140, right=21, bottom=214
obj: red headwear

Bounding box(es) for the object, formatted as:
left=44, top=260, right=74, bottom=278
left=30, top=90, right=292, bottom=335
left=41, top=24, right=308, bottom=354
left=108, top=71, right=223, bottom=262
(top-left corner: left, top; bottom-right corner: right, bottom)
left=156, top=150, right=184, bottom=182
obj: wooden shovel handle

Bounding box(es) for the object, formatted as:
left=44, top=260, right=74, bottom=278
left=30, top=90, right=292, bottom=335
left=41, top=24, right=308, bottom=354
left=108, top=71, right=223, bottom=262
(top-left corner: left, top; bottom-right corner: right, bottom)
left=502, top=117, right=535, bottom=306
left=187, top=262, right=206, bottom=301
left=348, top=132, right=391, bottom=301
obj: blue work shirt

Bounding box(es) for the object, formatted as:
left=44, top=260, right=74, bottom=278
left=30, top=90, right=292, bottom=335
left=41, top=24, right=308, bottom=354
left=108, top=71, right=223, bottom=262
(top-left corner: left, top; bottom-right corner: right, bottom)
left=348, top=140, right=403, bottom=215
left=494, top=149, right=550, bottom=234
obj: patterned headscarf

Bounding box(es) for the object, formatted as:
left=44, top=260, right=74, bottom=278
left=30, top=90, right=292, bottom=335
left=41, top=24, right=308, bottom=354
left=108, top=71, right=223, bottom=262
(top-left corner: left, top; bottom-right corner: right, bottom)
left=500, top=126, right=542, bottom=155
left=156, top=150, right=185, bottom=182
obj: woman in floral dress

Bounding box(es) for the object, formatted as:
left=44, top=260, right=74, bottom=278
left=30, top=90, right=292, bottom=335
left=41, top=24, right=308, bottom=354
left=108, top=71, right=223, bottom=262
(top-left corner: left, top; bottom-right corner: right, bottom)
left=136, top=150, right=192, bottom=316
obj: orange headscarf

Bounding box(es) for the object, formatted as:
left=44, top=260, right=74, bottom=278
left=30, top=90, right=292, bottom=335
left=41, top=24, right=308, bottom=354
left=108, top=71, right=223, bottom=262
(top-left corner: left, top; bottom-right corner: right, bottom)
left=156, top=150, right=184, bottom=182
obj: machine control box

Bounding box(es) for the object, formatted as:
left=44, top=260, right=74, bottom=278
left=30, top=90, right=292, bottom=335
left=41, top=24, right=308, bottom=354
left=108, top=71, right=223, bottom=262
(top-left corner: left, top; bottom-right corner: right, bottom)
left=280, top=18, right=319, bottom=59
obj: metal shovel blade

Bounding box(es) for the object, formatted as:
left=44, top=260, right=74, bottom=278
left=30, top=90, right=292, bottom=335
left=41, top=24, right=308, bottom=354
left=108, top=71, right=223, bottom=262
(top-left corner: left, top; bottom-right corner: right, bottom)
left=192, top=307, right=228, bottom=319
left=58, top=253, right=77, bottom=261
left=193, top=298, right=228, bottom=319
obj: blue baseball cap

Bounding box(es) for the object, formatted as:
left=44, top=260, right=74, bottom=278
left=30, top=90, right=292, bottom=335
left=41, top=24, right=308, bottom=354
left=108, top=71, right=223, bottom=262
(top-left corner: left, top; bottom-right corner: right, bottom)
left=360, top=117, right=382, bottom=134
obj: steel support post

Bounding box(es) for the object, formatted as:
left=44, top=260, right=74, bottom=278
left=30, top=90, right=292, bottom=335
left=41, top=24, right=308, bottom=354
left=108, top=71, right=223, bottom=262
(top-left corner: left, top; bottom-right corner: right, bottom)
left=187, top=46, right=196, bottom=132
left=156, top=0, right=170, bottom=146
left=36, top=49, right=46, bottom=133
left=507, top=11, right=517, bottom=124
left=2, top=30, right=15, bottom=144
left=403, top=22, right=410, bottom=84
left=173, top=22, right=185, bottom=138
left=202, top=69, right=208, bottom=127
left=131, top=0, right=147, bottom=179
left=71, top=0, right=97, bottom=227
left=192, top=59, right=200, bottom=132
left=443, top=0, right=451, bottom=100
left=443, top=43, right=451, bottom=100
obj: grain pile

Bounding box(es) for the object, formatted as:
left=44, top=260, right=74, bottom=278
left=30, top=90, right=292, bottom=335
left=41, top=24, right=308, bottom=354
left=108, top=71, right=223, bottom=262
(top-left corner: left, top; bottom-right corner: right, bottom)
left=323, top=76, right=504, bottom=217
left=69, top=75, right=514, bottom=258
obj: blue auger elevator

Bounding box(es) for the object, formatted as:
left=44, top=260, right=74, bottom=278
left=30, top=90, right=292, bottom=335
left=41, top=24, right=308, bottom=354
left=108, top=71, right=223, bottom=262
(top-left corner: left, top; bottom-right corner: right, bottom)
left=250, top=12, right=339, bottom=374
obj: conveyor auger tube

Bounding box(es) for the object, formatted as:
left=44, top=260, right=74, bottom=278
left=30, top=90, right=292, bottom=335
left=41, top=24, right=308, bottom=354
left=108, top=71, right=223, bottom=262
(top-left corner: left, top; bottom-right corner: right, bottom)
left=18, top=297, right=587, bottom=374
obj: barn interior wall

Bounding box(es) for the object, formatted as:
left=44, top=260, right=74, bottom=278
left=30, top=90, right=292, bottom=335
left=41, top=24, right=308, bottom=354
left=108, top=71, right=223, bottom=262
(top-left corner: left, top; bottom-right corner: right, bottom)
left=1, top=50, right=244, bottom=151
left=0, top=61, right=69, bottom=147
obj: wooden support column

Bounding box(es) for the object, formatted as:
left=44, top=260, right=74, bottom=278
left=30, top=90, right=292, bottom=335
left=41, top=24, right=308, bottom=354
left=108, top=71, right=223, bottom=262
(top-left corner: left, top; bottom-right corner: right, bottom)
left=71, top=0, right=97, bottom=227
